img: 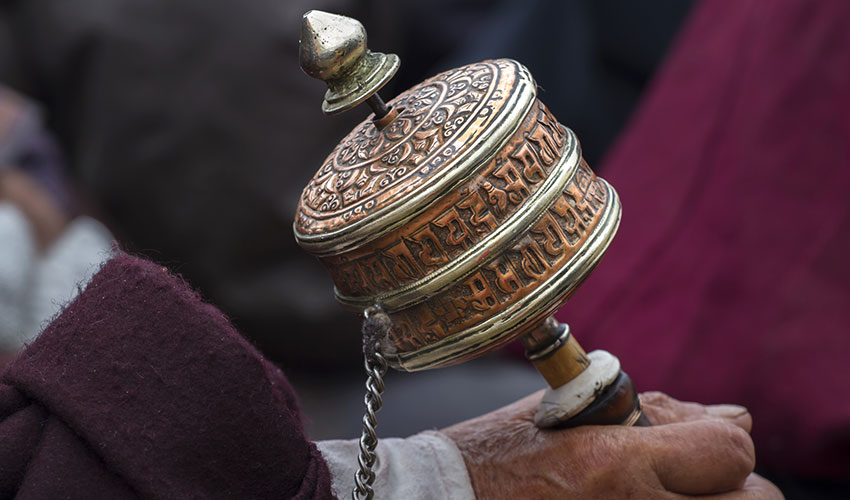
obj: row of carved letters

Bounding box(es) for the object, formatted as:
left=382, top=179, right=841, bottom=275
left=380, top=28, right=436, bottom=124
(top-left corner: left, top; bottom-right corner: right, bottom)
left=334, top=103, right=569, bottom=295
left=391, top=166, right=607, bottom=349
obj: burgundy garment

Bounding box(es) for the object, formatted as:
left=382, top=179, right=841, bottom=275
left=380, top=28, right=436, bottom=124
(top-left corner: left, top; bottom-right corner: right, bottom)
left=0, top=254, right=335, bottom=499
left=556, top=0, right=850, bottom=477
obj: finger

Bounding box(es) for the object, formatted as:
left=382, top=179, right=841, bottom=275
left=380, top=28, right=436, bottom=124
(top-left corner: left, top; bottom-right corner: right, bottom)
left=641, top=392, right=752, bottom=432
left=706, top=404, right=753, bottom=433
left=640, top=392, right=711, bottom=424
left=648, top=419, right=755, bottom=495
left=683, top=474, right=785, bottom=499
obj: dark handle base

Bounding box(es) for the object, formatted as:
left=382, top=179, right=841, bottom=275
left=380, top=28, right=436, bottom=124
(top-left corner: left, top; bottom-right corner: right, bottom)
left=556, top=371, right=651, bottom=428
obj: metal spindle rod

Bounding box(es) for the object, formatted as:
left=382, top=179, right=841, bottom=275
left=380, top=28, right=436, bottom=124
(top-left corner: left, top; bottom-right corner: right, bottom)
left=366, top=94, right=391, bottom=119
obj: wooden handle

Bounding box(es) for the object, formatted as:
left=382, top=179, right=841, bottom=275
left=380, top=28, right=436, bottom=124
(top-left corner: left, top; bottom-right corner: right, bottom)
left=524, top=319, right=650, bottom=428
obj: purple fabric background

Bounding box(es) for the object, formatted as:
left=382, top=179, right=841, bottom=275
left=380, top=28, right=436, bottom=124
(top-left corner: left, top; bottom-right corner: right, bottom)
left=556, top=0, right=850, bottom=477
left=0, top=254, right=335, bottom=499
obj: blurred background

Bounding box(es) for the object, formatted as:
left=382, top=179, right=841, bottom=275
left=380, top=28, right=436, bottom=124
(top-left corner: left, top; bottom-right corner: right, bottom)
left=0, top=0, right=847, bottom=498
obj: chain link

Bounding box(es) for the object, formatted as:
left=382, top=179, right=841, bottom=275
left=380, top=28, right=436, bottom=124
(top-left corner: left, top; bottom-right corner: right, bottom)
left=352, top=308, right=389, bottom=500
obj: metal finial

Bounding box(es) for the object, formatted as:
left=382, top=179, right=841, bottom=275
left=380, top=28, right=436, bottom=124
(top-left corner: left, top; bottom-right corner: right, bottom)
left=299, top=10, right=399, bottom=116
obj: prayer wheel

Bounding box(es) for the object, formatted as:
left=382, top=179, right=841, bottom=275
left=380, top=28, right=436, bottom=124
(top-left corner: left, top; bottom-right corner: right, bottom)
left=295, top=11, right=647, bottom=431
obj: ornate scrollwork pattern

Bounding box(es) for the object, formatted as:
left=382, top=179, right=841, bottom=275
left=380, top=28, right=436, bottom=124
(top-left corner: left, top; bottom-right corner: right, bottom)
left=324, top=100, right=567, bottom=297
left=296, top=60, right=524, bottom=236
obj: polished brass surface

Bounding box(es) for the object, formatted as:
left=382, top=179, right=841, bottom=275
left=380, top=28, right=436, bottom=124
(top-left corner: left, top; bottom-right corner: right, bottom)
left=299, top=10, right=399, bottom=115
left=330, top=109, right=577, bottom=309
left=376, top=172, right=619, bottom=371
left=622, top=407, right=645, bottom=427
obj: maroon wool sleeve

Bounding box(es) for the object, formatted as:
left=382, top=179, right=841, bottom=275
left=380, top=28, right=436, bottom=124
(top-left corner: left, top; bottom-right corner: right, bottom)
left=0, top=254, right=336, bottom=499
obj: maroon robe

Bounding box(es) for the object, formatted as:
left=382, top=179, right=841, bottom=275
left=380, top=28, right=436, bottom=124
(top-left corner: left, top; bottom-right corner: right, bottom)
left=557, top=0, right=850, bottom=478
left=0, top=254, right=335, bottom=499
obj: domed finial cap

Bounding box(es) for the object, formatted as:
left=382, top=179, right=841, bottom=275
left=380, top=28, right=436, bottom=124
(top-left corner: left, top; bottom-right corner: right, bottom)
left=299, top=10, right=399, bottom=115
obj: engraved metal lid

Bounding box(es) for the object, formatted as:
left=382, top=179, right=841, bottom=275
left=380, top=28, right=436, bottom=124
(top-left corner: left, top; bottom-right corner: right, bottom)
left=294, top=59, right=536, bottom=256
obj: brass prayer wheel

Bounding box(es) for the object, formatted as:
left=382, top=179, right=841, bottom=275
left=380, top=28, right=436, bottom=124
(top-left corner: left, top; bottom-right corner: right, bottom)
left=295, top=49, right=619, bottom=371
left=295, top=10, right=645, bottom=431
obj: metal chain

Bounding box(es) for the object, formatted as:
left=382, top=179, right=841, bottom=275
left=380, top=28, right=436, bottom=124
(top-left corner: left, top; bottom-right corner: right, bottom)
left=352, top=308, right=389, bottom=500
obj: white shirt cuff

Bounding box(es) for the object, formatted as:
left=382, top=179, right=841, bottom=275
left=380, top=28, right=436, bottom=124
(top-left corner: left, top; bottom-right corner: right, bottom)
left=317, top=430, right=475, bottom=500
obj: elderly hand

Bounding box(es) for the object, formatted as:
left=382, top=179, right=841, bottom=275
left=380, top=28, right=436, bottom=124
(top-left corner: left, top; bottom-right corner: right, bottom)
left=442, top=391, right=783, bottom=499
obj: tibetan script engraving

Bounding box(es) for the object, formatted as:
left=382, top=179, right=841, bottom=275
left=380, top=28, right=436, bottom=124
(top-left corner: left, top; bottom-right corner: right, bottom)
left=387, top=160, right=609, bottom=352
left=326, top=99, right=569, bottom=297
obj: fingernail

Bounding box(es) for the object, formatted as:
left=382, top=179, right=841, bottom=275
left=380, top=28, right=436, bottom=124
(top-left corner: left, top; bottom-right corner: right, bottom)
left=707, top=404, right=749, bottom=418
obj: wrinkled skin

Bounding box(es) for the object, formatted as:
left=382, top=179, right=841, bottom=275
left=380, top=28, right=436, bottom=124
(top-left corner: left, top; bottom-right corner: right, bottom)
left=443, top=391, right=784, bottom=499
